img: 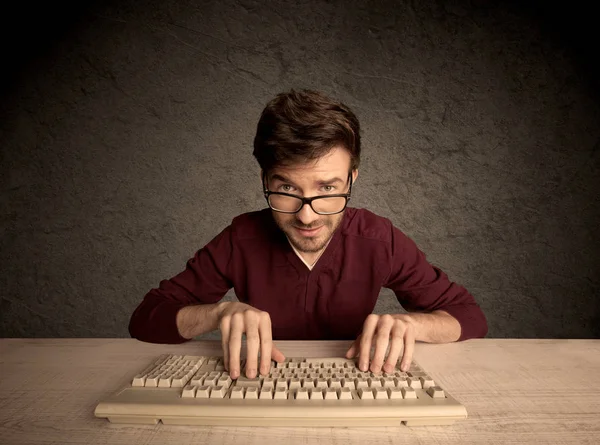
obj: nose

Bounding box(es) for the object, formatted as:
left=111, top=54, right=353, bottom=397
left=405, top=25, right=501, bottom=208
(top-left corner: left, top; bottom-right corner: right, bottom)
left=295, top=203, right=320, bottom=226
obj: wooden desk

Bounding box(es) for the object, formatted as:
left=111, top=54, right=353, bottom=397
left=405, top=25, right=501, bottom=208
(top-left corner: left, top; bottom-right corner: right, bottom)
left=1, top=339, right=599, bottom=444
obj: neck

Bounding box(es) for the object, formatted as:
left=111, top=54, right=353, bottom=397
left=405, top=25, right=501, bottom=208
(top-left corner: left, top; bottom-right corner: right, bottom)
left=287, top=238, right=331, bottom=269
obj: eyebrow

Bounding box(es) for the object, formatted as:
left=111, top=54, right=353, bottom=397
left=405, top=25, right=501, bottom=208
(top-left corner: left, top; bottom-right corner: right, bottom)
left=270, top=174, right=345, bottom=186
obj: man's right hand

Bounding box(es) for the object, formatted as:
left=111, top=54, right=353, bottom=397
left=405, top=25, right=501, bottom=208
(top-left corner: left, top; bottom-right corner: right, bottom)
left=218, top=302, right=285, bottom=379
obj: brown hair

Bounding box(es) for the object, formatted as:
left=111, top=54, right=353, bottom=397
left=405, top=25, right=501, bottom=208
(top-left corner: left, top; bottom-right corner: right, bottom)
left=253, top=88, right=361, bottom=174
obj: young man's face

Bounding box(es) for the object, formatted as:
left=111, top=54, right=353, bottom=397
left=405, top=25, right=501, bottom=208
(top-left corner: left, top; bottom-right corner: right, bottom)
left=265, top=146, right=358, bottom=254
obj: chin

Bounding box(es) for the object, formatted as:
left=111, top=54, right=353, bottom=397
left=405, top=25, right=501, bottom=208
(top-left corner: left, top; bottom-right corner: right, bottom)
left=291, top=236, right=327, bottom=253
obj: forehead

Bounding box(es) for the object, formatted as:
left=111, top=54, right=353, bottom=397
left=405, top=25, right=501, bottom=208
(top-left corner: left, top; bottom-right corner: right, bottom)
left=270, top=146, right=351, bottom=180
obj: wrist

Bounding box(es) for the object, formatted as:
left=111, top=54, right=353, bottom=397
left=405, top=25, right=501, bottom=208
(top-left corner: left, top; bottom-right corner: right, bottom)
left=215, top=301, right=232, bottom=321
left=393, top=313, right=422, bottom=341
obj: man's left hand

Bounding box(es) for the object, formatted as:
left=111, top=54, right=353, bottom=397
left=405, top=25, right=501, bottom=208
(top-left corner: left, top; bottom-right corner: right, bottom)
left=345, top=313, right=417, bottom=373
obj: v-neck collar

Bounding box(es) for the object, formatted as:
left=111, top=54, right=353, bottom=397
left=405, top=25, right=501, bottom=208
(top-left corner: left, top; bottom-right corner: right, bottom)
left=287, top=236, right=331, bottom=270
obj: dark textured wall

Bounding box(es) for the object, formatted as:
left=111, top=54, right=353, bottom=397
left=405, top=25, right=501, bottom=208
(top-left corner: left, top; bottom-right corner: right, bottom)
left=1, top=0, right=599, bottom=340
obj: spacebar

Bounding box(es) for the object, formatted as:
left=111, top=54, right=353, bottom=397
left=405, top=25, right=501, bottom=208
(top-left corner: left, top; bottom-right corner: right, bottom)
left=303, top=358, right=356, bottom=366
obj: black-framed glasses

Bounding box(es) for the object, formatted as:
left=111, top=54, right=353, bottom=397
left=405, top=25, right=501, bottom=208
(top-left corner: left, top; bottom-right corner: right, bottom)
left=262, top=172, right=353, bottom=215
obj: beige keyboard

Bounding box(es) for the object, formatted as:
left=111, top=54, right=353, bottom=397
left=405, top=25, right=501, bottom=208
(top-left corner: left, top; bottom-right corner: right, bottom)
left=94, top=354, right=467, bottom=426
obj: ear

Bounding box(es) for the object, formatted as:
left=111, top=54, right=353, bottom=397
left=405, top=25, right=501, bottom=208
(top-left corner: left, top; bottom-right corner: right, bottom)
left=352, top=169, right=359, bottom=183
left=260, top=170, right=267, bottom=190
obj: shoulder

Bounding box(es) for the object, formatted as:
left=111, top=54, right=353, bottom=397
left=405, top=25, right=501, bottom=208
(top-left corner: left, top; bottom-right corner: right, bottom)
left=229, top=208, right=275, bottom=240
left=341, top=207, right=394, bottom=244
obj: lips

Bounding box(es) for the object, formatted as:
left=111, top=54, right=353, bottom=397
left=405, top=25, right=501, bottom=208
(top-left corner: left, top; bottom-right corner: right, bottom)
left=294, top=226, right=323, bottom=237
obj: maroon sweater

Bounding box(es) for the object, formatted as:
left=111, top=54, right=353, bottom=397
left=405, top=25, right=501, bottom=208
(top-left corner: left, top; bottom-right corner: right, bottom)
left=129, top=208, right=487, bottom=343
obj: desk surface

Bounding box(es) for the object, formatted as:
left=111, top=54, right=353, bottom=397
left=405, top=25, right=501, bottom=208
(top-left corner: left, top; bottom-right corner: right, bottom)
left=1, top=338, right=599, bottom=444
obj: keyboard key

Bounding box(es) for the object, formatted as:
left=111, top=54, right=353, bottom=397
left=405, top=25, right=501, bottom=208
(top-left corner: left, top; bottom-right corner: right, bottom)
left=244, top=387, right=258, bottom=399
left=355, top=378, right=369, bottom=389
left=182, top=355, right=205, bottom=363
left=420, top=376, right=435, bottom=389
left=394, top=377, right=408, bottom=388
left=408, top=377, right=422, bottom=389
left=144, top=374, right=160, bottom=387
left=302, top=378, right=316, bottom=389
left=374, top=387, right=388, bottom=399
left=316, top=378, right=328, bottom=389
left=171, top=373, right=190, bottom=387
left=324, top=388, right=338, bottom=400
left=295, top=388, right=309, bottom=400
left=132, top=374, right=146, bottom=387
left=402, top=387, right=417, bottom=399
left=427, top=386, right=446, bottom=398
left=234, top=376, right=261, bottom=387
left=190, top=373, right=207, bottom=386
left=181, top=384, right=197, bottom=398
left=274, top=387, right=287, bottom=399
left=217, top=375, right=233, bottom=388
left=358, top=388, right=374, bottom=399
left=289, top=378, right=301, bottom=390
left=310, top=389, right=324, bottom=400
left=388, top=387, right=403, bottom=399
left=341, top=378, right=355, bottom=389
left=195, top=386, right=211, bottom=398
left=328, top=377, right=342, bottom=388
left=210, top=386, right=228, bottom=398
left=259, top=387, right=273, bottom=400
left=229, top=386, right=244, bottom=399
left=158, top=376, right=173, bottom=388
left=339, top=387, right=353, bottom=400
left=198, top=363, right=216, bottom=373
left=369, top=378, right=383, bottom=388
left=382, top=377, right=395, bottom=388
left=204, top=376, right=219, bottom=386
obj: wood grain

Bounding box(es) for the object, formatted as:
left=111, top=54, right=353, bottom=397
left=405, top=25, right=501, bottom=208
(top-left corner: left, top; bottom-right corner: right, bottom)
left=1, top=339, right=599, bottom=444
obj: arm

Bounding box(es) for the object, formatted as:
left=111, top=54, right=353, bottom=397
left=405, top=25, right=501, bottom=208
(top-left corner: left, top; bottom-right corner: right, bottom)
left=384, top=224, right=488, bottom=341
left=128, top=225, right=234, bottom=344
left=346, top=223, right=487, bottom=373
left=399, top=310, right=461, bottom=343
left=175, top=302, right=226, bottom=339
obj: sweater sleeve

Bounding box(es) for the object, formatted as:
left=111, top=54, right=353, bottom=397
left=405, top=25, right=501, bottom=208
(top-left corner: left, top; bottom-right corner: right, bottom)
left=383, top=224, right=488, bottom=341
left=128, top=225, right=234, bottom=344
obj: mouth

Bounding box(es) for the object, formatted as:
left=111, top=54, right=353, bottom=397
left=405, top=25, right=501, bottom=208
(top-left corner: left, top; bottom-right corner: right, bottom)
left=294, top=226, right=324, bottom=237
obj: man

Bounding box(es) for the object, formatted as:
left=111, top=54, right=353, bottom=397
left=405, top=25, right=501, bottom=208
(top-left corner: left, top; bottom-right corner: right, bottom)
left=129, top=88, right=488, bottom=381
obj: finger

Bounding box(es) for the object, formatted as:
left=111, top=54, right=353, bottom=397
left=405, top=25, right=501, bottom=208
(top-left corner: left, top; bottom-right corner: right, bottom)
left=227, top=312, right=244, bottom=379
left=257, top=312, right=273, bottom=375
left=271, top=344, right=286, bottom=363
left=220, top=315, right=231, bottom=372
left=400, top=324, right=416, bottom=372
left=383, top=321, right=406, bottom=373
left=370, top=315, right=394, bottom=373
left=358, top=315, right=379, bottom=371
left=345, top=336, right=360, bottom=359
left=244, top=312, right=261, bottom=379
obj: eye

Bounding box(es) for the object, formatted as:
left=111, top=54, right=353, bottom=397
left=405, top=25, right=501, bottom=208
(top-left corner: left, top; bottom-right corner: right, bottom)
left=322, top=185, right=335, bottom=193
left=279, top=184, right=295, bottom=192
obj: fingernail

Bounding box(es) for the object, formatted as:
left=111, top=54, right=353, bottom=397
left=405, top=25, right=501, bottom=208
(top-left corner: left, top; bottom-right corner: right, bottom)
left=247, top=369, right=256, bottom=378
left=360, top=362, right=367, bottom=371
